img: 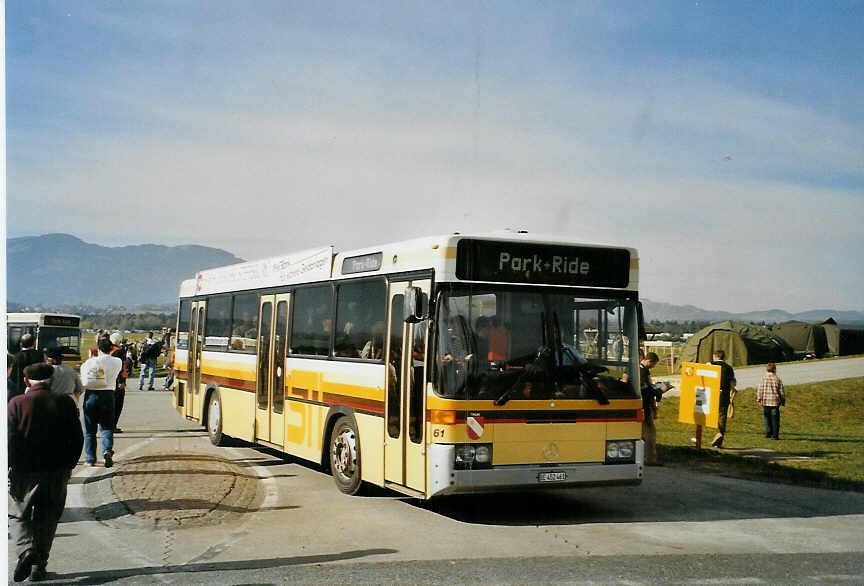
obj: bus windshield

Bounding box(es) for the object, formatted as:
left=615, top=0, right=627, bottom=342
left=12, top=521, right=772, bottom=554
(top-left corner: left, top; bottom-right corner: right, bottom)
left=38, top=327, right=81, bottom=354
left=434, top=285, right=639, bottom=402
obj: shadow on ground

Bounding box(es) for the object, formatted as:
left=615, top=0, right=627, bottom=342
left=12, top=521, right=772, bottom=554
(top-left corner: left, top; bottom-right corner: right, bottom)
left=38, top=549, right=398, bottom=584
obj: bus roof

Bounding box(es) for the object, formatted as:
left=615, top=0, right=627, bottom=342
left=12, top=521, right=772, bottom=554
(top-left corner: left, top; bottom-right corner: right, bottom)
left=7, top=313, right=81, bottom=326
left=179, top=232, right=639, bottom=297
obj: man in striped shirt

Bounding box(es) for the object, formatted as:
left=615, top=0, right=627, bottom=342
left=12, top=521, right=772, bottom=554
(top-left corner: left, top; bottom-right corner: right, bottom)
left=757, top=362, right=786, bottom=440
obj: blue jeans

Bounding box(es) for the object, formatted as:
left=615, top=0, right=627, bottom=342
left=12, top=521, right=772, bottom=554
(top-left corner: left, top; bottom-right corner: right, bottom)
left=139, top=359, right=156, bottom=389
left=83, top=390, right=115, bottom=463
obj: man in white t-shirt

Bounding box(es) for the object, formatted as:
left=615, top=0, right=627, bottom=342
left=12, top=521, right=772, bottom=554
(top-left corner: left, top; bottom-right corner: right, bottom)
left=80, top=338, right=123, bottom=467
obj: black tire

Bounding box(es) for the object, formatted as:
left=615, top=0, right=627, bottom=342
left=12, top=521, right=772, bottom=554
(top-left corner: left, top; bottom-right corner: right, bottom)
left=329, top=416, right=363, bottom=495
left=206, top=389, right=228, bottom=446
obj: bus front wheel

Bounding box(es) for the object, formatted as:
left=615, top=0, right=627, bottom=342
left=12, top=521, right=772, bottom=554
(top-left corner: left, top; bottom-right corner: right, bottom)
left=329, top=416, right=363, bottom=495
left=207, top=390, right=227, bottom=446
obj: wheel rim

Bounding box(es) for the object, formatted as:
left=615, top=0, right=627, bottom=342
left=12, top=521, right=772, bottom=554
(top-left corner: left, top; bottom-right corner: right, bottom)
left=332, top=426, right=357, bottom=482
left=209, top=397, right=221, bottom=435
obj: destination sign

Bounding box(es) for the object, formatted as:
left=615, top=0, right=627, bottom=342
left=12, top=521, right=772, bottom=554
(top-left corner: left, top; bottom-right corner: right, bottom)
left=342, top=252, right=383, bottom=275
left=43, top=315, right=80, bottom=327
left=456, top=239, right=631, bottom=288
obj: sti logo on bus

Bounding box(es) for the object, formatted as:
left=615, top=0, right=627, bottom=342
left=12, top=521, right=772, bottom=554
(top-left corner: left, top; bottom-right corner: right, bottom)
left=498, top=252, right=589, bottom=276
left=456, top=239, right=630, bottom=288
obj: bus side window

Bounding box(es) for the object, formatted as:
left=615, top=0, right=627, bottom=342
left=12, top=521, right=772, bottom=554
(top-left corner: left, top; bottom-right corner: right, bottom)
left=290, top=285, right=332, bottom=357
left=177, top=300, right=192, bottom=349
left=334, top=278, right=386, bottom=360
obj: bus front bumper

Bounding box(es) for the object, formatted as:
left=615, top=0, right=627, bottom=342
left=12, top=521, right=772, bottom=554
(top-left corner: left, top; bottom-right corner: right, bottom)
left=428, top=441, right=644, bottom=498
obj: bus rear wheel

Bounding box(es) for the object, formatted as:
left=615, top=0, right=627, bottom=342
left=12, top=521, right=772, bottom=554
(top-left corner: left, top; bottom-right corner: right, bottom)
left=207, top=389, right=228, bottom=446
left=329, top=416, right=363, bottom=495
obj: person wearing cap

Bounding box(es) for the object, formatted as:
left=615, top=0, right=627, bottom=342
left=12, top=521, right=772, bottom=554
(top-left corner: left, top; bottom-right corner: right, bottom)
left=108, top=332, right=129, bottom=433
left=8, top=362, right=84, bottom=582
left=79, top=337, right=123, bottom=468
left=44, top=347, right=83, bottom=401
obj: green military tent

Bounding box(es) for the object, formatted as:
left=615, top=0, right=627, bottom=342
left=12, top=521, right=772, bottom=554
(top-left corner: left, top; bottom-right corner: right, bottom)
left=678, top=320, right=794, bottom=367
left=839, top=325, right=864, bottom=356
left=822, top=318, right=841, bottom=355
left=771, top=321, right=829, bottom=358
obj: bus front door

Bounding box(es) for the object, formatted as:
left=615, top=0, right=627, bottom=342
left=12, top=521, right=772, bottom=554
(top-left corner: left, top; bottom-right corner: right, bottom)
left=186, top=301, right=206, bottom=420
left=255, top=294, right=290, bottom=446
left=384, top=279, right=430, bottom=495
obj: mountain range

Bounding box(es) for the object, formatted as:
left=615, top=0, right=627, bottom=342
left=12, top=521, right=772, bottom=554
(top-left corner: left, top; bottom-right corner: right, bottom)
left=639, top=299, right=864, bottom=325
left=6, top=234, right=243, bottom=307
left=6, top=234, right=864, bottom=324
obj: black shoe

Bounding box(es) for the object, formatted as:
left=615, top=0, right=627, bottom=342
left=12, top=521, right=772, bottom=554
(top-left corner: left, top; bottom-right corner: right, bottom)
left=114, top=428, right=123, bottom=434
left=104, top=451, right=114, bottom=468
left=765, top=434, right=771, bottom=438
left=29, top=565, right=47, bottom=582
left=13, top=550, right=37, bottom=582
left=711, top=433, right=724, bottom=448
left=147, top=387, right=155, bottom=391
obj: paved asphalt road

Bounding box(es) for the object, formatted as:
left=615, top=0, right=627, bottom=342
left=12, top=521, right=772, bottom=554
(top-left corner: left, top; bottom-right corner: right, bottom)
left=662, top=355, right=864, bottom=395
left=8, top=373, right=864, bottom=584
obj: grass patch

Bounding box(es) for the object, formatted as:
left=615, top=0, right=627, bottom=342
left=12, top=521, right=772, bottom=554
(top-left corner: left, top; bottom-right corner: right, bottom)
left=655, top=376, right=864, bottom=491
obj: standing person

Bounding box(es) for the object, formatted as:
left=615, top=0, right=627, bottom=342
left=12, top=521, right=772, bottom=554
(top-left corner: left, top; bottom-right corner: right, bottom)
left=8, top=333, right=43, bottom=402
left=757, top=362, right=786, bottom=440
left=639, top=352, right=670, bottom=466
left=124, top=345, right=136, bottom=385
left=138, top=332, right=162, bottom=391
left=109, top=333, right=129, bottom=433
left=80, top=337, right=122, bottom=467
left=162, top=351, right=175, bottom=391
left=44, top=347, right=84, bottom=401
left=8, top=362, right=84, bottom=582
left=710, top=349, right=737, bottom=448
left=161, top=327, right=172, bottom=355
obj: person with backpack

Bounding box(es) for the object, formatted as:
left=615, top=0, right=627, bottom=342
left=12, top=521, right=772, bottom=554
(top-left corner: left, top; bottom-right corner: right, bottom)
left=138, top=332, right=162, bottom=391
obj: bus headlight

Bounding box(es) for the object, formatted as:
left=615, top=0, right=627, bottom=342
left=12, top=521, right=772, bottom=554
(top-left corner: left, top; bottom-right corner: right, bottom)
left=605, top=440, right=635, bottom=464
left=454, top=444, right=492, bottom=469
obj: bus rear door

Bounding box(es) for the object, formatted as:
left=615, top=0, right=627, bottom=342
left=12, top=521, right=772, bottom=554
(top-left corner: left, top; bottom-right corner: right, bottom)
left=186, top=301, right=206, bottom=419
left=255, top=294, right=290, bottom=446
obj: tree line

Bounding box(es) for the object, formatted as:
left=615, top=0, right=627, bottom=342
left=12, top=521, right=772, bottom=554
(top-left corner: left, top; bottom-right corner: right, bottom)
left=80, top=312, right=177, bottom=332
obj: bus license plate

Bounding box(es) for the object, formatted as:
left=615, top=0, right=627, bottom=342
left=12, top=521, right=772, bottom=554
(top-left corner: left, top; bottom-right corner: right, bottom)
left=538, top=471, right=567, bottom=483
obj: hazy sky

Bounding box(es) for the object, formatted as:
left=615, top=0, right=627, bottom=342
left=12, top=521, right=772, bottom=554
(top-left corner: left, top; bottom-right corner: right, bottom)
left=6, top=1, right=863, bottom=313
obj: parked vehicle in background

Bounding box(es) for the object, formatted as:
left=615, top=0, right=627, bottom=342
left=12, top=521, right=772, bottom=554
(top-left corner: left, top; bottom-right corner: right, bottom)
left=7, top=313, right=82, bottom=367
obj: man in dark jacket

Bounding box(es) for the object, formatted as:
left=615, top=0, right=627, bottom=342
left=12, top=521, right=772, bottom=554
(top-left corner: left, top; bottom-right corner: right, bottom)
left=710, top=349, right=737, bottom=448
left=8, top=333, right=43, bottom=402
left=8, top=362, right=84, bottom=582
left=639, top=352, right=670, bottom=466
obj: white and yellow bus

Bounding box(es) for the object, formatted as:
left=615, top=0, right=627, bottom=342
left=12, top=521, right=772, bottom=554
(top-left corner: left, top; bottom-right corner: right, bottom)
left=173, top=233, right=646, bottom=498
left=7, top=313, right=82, bottom=366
